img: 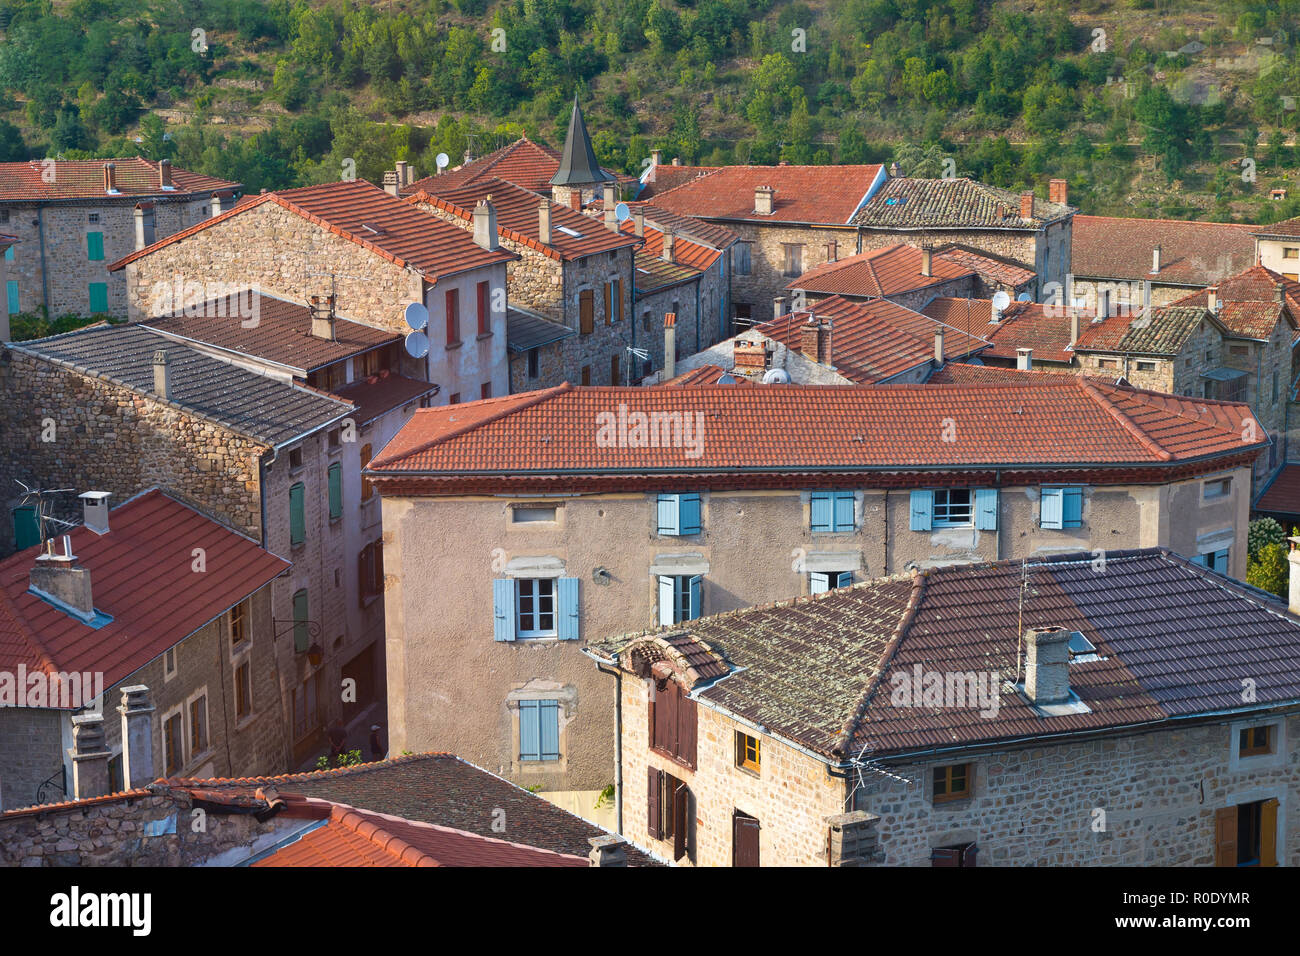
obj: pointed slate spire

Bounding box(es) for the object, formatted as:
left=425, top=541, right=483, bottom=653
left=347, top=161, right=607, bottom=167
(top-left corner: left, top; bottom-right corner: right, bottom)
left=551, top=96, right=614, bottom=187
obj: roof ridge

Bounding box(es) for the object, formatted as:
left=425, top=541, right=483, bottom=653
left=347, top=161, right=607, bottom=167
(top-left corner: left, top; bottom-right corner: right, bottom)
left=331, top=804, right=438, bottom=866
left=1078, top=379, right=1174, bottom=461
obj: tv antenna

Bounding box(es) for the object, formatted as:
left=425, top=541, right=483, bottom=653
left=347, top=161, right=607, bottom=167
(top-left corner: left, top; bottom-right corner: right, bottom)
left=14, top=479, right=77, bottom=547
left=624, top=346, right=650, bottom=385
left=306, top=271, right=366, bottom=300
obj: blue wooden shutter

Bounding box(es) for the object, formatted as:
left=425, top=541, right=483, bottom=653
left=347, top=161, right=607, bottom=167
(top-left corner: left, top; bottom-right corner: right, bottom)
left=833, top=492, right=855, bottom=531
left=910, top=490, right=933, bottom=531
left=658, top=576, right=675, bottom=626
left=88, top=282, right=108, bottom=313
left=809, top=571, right=829, bottom=594
left=539, top=700, right=560, bottom=760
left=1040, top=487, right=1064, bottom=529
left=688, top=575, right=702, bottom=621
left=810, top=493, right=833, bottom=531
left=87, top=232, right=104, bottom=261
left=836, top=571, right=853, bottom=588
left=289, top=483, right=305, bottom=544
left=975, top=489, right=998, bottom=531
left=556, top=577, right=579, bottom=640
left=519, top=700, right=540, bottom=760
left=327, top=463, right=342, bottom=519
left=657, top=494, right=680, bottom=535
left=680, top=494, right=701, bottom=535
left=1063, top=487, right=1084, bottom=527
left=492, top=578, right=516, bottom=642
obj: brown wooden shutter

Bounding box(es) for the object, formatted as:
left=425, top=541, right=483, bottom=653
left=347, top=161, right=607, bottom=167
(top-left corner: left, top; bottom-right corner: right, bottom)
left=1214, top=806, right=1238, bottom=867
left=647, top=766, right=663, bottom=840
left=616, top=278, right=624, bottom=321
left=679, top=693, right=698, bottom=769
left=647, top=683, right=657, bottom=751
left=673, top=781, right=689, bottom=861
left=733, top=812, right=760, bottom=867
left=603, top=282, right=612, bottom=325
left=931, top=847, right=960, bottom=867
left=961, top=843, right=979, bottom=867
left=580, top=290, right=594, bottom=334
left=1261, top=798, right=1279, bottom=867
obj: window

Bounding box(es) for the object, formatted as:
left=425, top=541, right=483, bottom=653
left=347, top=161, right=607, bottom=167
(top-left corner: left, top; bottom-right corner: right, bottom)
left=235, top=660, right=252, bottom=719
left=580, top=365, right=591, bottom=386
left=1135, top=360, right=1156, bottom=372
left=476, top=281, right=490, bottom=336
left=1239, top=726, right=1273, bottom=757
left=328, top=428, right=341, bottom=450
left=189, top=693, right=209, bottom=755
left=733, top=810, right=760, bottom=867
left=88, top=282, right=108, bottom=313
left=733, top=242, right=752, bottom=275
left=1216, top=799, right=1279, bottom=867
left=230, top=601, right=248, bottom=650
left=1204, top=477, right=1232, bottom=501
left=657, top=493, right=701, bottom=535
left=809, top=571, right=852, bottom=593
left=358, top=539, right=384, bottom=603
left=933, top=763, right=972, bottom=803
left=931, top=842, right=979, bottom=867
left=518, top=699, right=560, bottom=761
left=647, top=765, right=692, bottom=861
left=449, top=393, right=460, bottom=405
left=163, top=712, right=183, bottom=774
left=1040, top=486, right=1084, bottom=529
left=650, top=679, right=697, bottom=768
left=658, top=574, right=701, bottom=626
left=86, top=231, right=104, bottom=260
left=527, top=348, right=539, bottom=379
left=480, top=382, right=492, bottom=400
left=1207, top=374, right=1247, bottom=403
left=327, top=463, right=343, bottom=519
left=289, top=482, right=305, bottom=545
left=579, top=289, right=594, bottom=334
left=1285, top=248, right=1300, bottom=259
left=933, top=489, right=973, bottom=527
left=512, top=505, right=557, bottom=523
left=735, top=731, right=761, bottom=774
left=1096, top=358, right=1117, bottom=369
left=445, top=288, right=460, bottom=345
left=360, top=444, right=373, bottom=501
left=288, top=447, right=303, bottom=470
left=493, top=577, right=579, bottom=641
left=292, top=589, right=309, bottom=652
left=1192, top=548, right=1230, bottom=573
left=164, top=647, right=177, bottom=681
left=781, top=243, right=803, bottom=277
left=12, top=505, right=38, bottom=550
left=810, top=491, right=854, bottom=532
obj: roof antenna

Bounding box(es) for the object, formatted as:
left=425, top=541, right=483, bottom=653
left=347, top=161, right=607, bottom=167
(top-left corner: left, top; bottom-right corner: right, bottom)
left=1015, top=557, right=1028, bottom=685
left=14, top=479, right=77, bottom=549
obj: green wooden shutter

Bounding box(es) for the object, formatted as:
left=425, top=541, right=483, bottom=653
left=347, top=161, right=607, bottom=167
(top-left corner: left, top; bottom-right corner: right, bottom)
left=13, top=506, right=39, bottom=550
left=493, top=578, right=516, bottom=642
left=6, top=280, right=17, bottom=314
left=87, top=232, right=104, bottom=261
left=292, top=589, right=309, bottom=652
left=289, top=482, right=305, bottom=545
left=327, top=464, right=342, bottom=520
left=88, top=282, right=108, bottom=313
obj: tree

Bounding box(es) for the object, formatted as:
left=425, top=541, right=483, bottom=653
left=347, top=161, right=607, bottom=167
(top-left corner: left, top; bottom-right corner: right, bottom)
left=0, top=120, right=27, bottom=161
left=1248, top=517, right=1286, bottom=561
left=1247, top=542, right=1288, bottom=598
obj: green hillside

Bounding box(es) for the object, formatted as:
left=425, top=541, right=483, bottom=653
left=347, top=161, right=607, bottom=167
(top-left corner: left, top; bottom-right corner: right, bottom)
left=1, top=0, right=1299, bottom=221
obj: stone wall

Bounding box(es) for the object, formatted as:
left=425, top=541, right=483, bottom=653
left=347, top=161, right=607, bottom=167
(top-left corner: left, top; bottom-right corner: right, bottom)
left=0, top=708, right=64, bottom=813
left=728, top=223, right=857, bottom=324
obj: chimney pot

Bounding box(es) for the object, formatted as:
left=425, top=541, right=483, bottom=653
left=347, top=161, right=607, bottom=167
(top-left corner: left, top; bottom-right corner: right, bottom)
left=754, top=185, right=775, bottom=216
left=71, top=713, right=111, bottom=800
left=661, top=231, right=676, bottom=264
left=920, top=246, right=933, bottom=278
left=118, top=685, right=156, bottom=789
left=1024, top=626, right=1072, bottom=705
left=1151, top=245, right=1161, bottom=274
left=153, top=349, right=170, bottom=399
left=79, top=491, right=111, bottom=535
left=104, top=162, right=117, bottom=194
left=472, top=199, right=499, bottom=251
left=663, top=313, right=677, bottom=380
left=538, top=201, right=552, bottom=245
left=633, top=210, right=644, bottom=237
left=1020, top=191, right=1034, bottom=220
left=158, top=159, right=173, bottom=190
left=310, top=294, right=337, bottom=340
left=1017, top=347, right=1033, bottom=370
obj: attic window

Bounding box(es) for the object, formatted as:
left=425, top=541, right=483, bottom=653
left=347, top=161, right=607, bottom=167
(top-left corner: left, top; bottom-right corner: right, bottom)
left=360, top=223, right=387, bottom=236
left=88, top=212, right=100, bottom=224
left=1067, top=631, right=1103, bottom=663
left=884, top=197, right=905, bottom=206
left=556, top=225, right=583, bottom=238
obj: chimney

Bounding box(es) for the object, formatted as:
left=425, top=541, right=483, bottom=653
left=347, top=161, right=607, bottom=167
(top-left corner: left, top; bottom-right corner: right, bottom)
left=1287, top=537, right=1300, bottom=615
left=818, top=320, right=833, bottom=365
left=732, top=338, right=770, bottom=372
left=827, top=239, right=838, bottom=263
left=934, top=327, right=945, bottom=365
left=588, top=835, right=629, bottom=867
left=754, top=185, right=775, bottom=216
left=1017, top=347, right=1033, bottom=370
left=920, top=245, right=933, bottom=278
left=71, top=713, right=111, bottom=800
left=1023, top=626, right=1072, bottom=705
left=1049, top=178, right=1067, bottom=205
left=991, top=299, right=1002, bottom=324
left=651, top=148, right=662, bottom=167
left=889, top=162, right=900, bottom=177
left=1070, top=309, right=1081, bottom=346
left=30, top=536, right=95, bottom=621
left=538, top=201, right=552, bottom=245
left=672, top=157, right=681, bottom=166
left=661, top=231, right=676, bottom=264
left=382, top=170, right=400, bottom=197
left=1151, top=245, right=1161, bottom=274
left=210, top=192, right=224, bottom=216
left=133, top=206, right=147, bottom=250
left=472, top=199, right=499, bottom=251
left=1096, top=287, right=1110, bottom=320
left=633, top=209, right=645, bottom=237
left=395, top=160, right=408, bottom=187
left=153, top=349, right=170, bottom=399
left=773, top=294, right=788, bottom=318
left=569, top=191, right=582, bottom=212
left=158, top=159, right=172, bottom=190
left=310, top=294, right=337, bottom=340
left=603, top=183, right=617, bottom=210
left=1019, top=191, right=1034, bottom=219
left=663, top=313, right=677, bottom=380
left=801, top=318, right=821, bottom=361
left=1207, top=286, right=1218, bottom=314
left=79, top=491, right=111, bottom=535
left=104, top=162, right=117, bottom=194
left=118, top=685, right=155, bottom=789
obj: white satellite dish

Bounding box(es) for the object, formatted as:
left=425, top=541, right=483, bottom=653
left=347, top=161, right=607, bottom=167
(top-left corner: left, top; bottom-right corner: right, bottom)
left=405, top=330, right=429, bottom=358
left=992, top=290, right=1011, bottom=312
left=1016, top=292, right=1034, bottom=302
left=435, top=152, right=450, bottom=171
left=404, top=301, right=429, bottom=330
left=614, top=202, right=631, bottom=222
left=761, top=368, right=791, bottom=384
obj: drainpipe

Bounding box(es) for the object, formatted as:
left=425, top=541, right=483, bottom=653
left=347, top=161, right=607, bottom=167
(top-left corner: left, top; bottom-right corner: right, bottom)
left=593, top=660, right=624, bottom=833
left=695, top=280, right=701, bottom=355
left=37, top=205, right=50, bottom=310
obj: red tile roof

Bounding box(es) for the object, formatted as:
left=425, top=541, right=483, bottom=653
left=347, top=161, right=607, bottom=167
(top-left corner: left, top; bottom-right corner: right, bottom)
left=1168, top=264, right=1300, bottom=340
left=1072, top=305, right=1213, bottom=356
left=933, top=244, right=1038, bottom=288
left=0, top=490, right=288, bottom=698
left=786, top=243, right=973, bottom=298
left=661, top=364, right=754, bottom=386
left=409, top=177, right=637, bottom=261
left=368, top=380, right=1265, bottom=483
left=638, top=163, right=721, bottom=198
left=754, top=296, right=989, bottom=384
left=621, top=219, right=720, bottom=272
left=404, top=137, right=635, bottom=195
left=1071, top=215, right=1258, bottom=286
left=926, top=363, right=1097, bottom=385
left=0, top=158, right=239, bottom=202
left=601, top=199, right=739, bottom=250
left=329, top=371, right=438, bottom=425
left=922, top=297, right=1078, bottom=364
left=1255, top=464, right=1300, bottom=517
left=110, top=179, right=516, bottom=279
left=650, top=164, right=884, bottom=225
left=1250, top=216, right=1300, bottom=239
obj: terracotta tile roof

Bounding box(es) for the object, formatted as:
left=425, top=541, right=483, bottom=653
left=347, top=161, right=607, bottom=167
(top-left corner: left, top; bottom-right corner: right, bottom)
left=786, top=243, right=974, bottom=298
left=1168, top=265, right=1300, bottom=340
left=368, top=379, right=1265, bottom=479
left=591, top=198, right=739, bottom=250
left=753, top=295, right=989, bottom=384
left=1250, top=215, right=1300, bottom=239
left=404, top=137, right=634, bottom=195
left=926, top=363, right=1101, bottom=385
left=588, top=549, right=1300, bottom=758
left=852, top=177, right=1071, bottom=230
left=0, top=158, right=240, bottom=202
left=329, top=372, right=438, bottom=426
left=661, top=364, right=753, bottom=386
left=141, top=291, right=399, bottom=375
left=1255, top=464, right=1300, bottom=516
left=922, top=297, right=1078, bottom=364
left=933, top=244, right=1038, bottom=288
left=0, top=490, right=288, bottom=698
left=622, top=220, right=720, bottom=273
left=1071, top=305, right=1211, bottom=356
left=638, top=163, right=721, bottom=198
left=111, top=179, right=516, bottom=279
left=409, top=177, right=637, bottom=260
left=650, top=164, right=884, bottom=225
left=1070, top=215, right=1257, bottom=285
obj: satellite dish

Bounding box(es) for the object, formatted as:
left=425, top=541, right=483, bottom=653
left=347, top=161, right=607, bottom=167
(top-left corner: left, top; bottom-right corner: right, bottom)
left=404, top=330, right=429, bottom=359
left=761, top=368, right=791, bottom=384
left=404, top=302, right=429, bottom=330
left=717, top=373, right=737, bottom=384
left=614, top=202, right=631, bottom=222
left=992, top=290, right=1011, bottom=312
left=1016, top=292, right=1034, bottom=302
left=435, top=152, right=450, bottom=171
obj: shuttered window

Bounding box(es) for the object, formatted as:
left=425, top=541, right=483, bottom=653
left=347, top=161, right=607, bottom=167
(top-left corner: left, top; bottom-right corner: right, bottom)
left=810, top=491, right=854, bottom=532
left=910, top=489, right=933, bottom=530
left=733, top=811, right=760, bottom=867
left=658, top=574, right=701, bottom=625
left=289, top=482, right=305, bottom=545
left=87, top=231, right=104, bottom=260
left=1217, top=800, right=1279, bottom=866
left=579, top=290, right=594, bottom=334
left=12, top=506, right=39, bottom=550
left=1040, top=486, right=1083, bottom=529
left=445, top=288, right=460, bottom=345
left=518, top=699, right=560, bottom=761
left=292, top=589, right=310, bottom=652
left=649, top=679, right=697, bottom=769
left=603, top=281, right=612, bottom=325
left=327, top=463, right=342, bottom=520
left=810, top=571, right=853, bottom=593
left=646, top=766, right=692, bottom=861
left=495, top=577, right=578, bottom=640
left=88, top=282, right=108, bottom=313
left=477, top=281, right=490, bottom=335
left=657, top=493, right=701, bottom=535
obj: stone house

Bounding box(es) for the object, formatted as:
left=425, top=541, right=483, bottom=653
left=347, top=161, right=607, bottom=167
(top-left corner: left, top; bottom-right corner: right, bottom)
left=783, top=242, right=977, bottom=314
left=365, top=380, right=1262, bottom=804
left=1, top=323, right=366, bottom=768
left=585, top=547, right=1300, bottom=866
left=109, top=178, right=516, bottom=403
left=922, top=297, right=1083, bottom=372
left=0, top=158, right=240, bottom=318
left=0, top=489, right=288, bottom=811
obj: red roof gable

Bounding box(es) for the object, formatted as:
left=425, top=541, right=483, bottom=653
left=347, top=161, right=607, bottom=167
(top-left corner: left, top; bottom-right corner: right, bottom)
left=0, top=158, right=240, bottom=202
left=405, top=137, right=634, bottom=195
left=0, top=490, right=288, bottom=698
left=1168, top=264, right=1300, bottom=340
left=786, top=243, right=973, bottom=297
left=650, top=164, right=884, bottom=225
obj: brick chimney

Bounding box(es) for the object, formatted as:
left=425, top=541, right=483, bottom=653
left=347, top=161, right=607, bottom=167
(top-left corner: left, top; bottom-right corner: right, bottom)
left=801, top=317, right=820, bottom=361
left=71, top=713, right=111, bottom=800
left=588, top=835, right=629, bottom=867
left=633, top=209, right=645, bottom=237
left=934, top=327, right=945, bottom=365
left=1024, top=626, right=1071, bottom=705
left=158, top=159, right=173, bottom=190
left=310, top=294, right=337, bottom=340
left=663, top=313, right=677, bottom=381
left=754, top=186, right=775, bottom=216
left=104, top=162, right=118, bottom=194
left=732, top=338, right=770, bottom=372
left=153, top=349, right=170, bottom=399
left=538, top=201, right=552, bottom=245
left=569, top=191, right=582, bottom=212
left=920, top=245, right=933, bottom=278
left=29, top=536, right=95, bottom=622
left=827, top=239, right=838, bottom=263
left=1019, top=191, right=1034, bottom=219
left=472, top=199, right=499, bottom=251
left=661, top=231, right=676, bottom=264
left=118, top=685, right=156, bottom=789
left=1017, top=347, right=1033, bottom=370
left=1151, top=245, right=1161, bottom=274
left=817, top=319, right=832, bottom=364
left=1048, top=178, right=1067, bottom=205
left=79, top=491, right=111, bottom=535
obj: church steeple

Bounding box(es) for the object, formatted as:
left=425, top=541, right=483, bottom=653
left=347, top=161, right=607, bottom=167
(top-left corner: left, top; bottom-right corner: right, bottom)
left=551, top=96, right=614, bottom=190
